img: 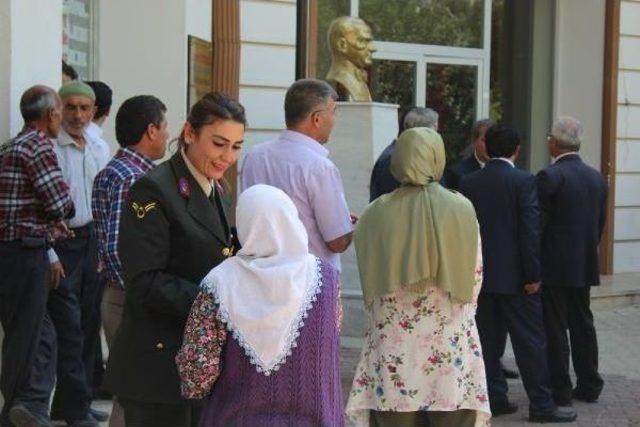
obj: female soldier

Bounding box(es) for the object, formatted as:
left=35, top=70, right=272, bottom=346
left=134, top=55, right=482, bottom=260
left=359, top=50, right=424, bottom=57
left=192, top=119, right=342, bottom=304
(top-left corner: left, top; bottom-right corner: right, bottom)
left=103, top=92, right=246, bottom=427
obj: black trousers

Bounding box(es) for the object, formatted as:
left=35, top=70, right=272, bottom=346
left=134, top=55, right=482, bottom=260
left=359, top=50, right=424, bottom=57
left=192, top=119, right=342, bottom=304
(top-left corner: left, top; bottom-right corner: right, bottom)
left=120, top=399, right=201, bottom=427
left=0, top=241, right=49, bottom=421
left=541, top=286, right=604, bottom=401
left=476, top=292, right=555, bottom=413
left=39, top=227, right=100, bottom=421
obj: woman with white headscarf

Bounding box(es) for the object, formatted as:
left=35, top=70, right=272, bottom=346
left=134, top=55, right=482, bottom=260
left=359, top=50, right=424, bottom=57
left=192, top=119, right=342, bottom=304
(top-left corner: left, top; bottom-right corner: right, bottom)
left=176, top=184, right=344, bottom=426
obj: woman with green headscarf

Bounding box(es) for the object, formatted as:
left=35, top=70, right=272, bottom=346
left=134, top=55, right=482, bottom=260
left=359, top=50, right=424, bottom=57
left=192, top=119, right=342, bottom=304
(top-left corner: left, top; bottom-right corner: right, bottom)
left=346, top=128, right=491, bottom=427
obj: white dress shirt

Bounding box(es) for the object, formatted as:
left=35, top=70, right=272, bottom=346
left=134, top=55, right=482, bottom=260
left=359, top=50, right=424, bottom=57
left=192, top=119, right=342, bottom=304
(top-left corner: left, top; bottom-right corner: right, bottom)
left=54, top=128, right=110, bottom=228
left=551, top=151, right=579, bottom=164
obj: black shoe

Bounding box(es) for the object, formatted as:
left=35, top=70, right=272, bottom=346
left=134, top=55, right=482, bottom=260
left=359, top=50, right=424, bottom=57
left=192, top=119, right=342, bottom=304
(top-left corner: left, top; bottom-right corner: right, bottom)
left=573, top=387, right=599, bottom=403
left=502, top=366, right=520, bottom=379
left=529, top=407, right=577, bottom=423
left=490, top=400, right=519, bottom=416
left=89, top=408, right=109, bottom=422
left=66, top=414, right=99, bottom=427
left=553, top=393, right=573, bottom=406
left=92, top=389, right=112, bottom=400
left=8, top=404, right=53, bottom=427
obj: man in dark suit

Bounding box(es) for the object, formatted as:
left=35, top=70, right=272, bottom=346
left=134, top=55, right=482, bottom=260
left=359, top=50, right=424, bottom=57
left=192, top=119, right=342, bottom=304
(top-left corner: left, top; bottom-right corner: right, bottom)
left=443, top=118, right=492, bottom=191
left=459, top=125, right=576, bottom=423
left=538, top=117, right=606, bottom=405
left=369, top=107, right=438, bottom=201
left=444, top=118, right=519, bottom=380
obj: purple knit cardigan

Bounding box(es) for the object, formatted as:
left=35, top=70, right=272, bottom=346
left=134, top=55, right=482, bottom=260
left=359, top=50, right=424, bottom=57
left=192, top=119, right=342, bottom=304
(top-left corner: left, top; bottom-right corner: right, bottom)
left=198, top=261, right=344, bottom=427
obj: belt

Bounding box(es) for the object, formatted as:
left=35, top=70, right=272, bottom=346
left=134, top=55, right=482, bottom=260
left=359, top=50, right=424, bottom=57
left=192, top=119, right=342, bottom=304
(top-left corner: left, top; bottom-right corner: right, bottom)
left=70, top=223, right=93, bottom=239
left=0, top=237, right=47, bottom=249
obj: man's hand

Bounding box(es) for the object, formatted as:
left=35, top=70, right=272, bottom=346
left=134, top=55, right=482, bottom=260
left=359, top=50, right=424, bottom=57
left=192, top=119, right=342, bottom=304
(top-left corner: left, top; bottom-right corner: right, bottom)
left=50, top=261, right=65, bottom=290
left=524, top=281, right=541, bottom=295
left=350, top=212, right=359, bottom=225
left=51, top=220, right=74, bottom=240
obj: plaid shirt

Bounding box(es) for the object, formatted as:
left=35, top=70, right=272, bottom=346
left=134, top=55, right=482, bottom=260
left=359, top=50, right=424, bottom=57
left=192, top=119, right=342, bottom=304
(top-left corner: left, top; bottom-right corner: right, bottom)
left=0, top=126, right=74, bottom=242
left=91, top=147, right=155, bottom=288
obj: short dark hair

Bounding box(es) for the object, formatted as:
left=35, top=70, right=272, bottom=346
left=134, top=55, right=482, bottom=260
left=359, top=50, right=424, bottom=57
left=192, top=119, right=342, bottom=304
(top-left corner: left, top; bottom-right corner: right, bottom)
left=471, top=118, right=494, bottom=141
left=284, top=79, right=337, bottom=127
left=62, top=60, right=78, bottom=80
left=485, top=124, right=521, bottom=158
left=115, top=95, right=167, bottom=147
left=85, top=81, right=113, bottom=120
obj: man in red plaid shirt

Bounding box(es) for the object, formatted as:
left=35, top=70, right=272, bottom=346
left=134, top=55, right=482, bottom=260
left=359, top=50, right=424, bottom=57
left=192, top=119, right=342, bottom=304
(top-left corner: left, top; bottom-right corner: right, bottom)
left=0, top=85, right=75, bottom=427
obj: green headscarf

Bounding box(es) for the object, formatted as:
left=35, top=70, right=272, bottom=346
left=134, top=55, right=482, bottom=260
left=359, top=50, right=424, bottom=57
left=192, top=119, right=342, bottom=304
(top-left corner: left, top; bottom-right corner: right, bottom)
left=354, top=127, right=479, bottom=304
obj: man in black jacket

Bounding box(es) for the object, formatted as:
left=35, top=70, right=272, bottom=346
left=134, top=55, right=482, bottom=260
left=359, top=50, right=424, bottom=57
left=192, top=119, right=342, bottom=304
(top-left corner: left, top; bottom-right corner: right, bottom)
left=369, top=107, right=438, bottom=201
left=538, top=117, right=606, bottom=405
left=459, top=125, right=576, bottom=423
left=444, top=118, right=519, bottom=380
left=442, top=118, right=493, bottom=191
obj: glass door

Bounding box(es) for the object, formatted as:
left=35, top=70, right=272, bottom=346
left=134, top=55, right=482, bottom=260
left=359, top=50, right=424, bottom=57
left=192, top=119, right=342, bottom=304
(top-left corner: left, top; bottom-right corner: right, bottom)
left=425, top=58, right=481, bottom=163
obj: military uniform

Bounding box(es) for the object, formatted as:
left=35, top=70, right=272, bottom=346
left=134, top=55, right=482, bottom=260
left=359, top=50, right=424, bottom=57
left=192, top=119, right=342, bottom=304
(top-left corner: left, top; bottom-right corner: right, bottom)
left=103, top=152, right=234, bottom=426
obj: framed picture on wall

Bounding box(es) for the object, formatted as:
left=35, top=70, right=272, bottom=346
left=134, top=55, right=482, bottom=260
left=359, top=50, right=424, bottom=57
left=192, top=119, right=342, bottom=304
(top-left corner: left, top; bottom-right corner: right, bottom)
left=187, top=35, right=213, bottom=111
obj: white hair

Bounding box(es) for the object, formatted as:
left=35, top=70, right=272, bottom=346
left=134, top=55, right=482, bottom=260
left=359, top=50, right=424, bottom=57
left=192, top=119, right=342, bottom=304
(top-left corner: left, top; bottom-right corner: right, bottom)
left=403, top=107, right=439, bottom=131
left=551, top=116, right=583, bottom=151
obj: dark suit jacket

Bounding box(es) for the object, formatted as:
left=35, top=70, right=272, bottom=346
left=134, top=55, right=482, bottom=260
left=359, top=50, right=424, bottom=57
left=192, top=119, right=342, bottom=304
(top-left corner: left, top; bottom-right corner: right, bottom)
left=369, top=140, right=400, bottom=202
left=459, top=159, right=541, bottom=295
left=104, top=152, right=234, bottom=404
left=537, top=154, right=607, bottom=287
left=443, top=154, right=483, bottom=191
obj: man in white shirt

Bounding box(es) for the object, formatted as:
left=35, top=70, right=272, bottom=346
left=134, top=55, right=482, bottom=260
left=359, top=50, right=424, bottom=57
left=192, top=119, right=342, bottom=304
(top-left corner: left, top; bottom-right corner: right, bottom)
left=85, top=81, right=113, bottom=159
left=42, top=81, right=110, bottom=427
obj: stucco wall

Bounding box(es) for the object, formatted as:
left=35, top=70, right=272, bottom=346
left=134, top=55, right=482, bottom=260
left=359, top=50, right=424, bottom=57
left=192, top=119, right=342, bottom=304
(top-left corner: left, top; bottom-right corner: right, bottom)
left=98, top=0, right=188, bottom=154
left=614, top=0, right=640, bottom=272
left=1, top=0, right=62, bottom=141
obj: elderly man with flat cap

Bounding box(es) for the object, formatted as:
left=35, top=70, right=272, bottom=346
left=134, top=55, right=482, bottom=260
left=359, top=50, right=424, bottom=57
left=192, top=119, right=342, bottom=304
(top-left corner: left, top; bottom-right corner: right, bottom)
left=40, top=81, right=111, bottom=427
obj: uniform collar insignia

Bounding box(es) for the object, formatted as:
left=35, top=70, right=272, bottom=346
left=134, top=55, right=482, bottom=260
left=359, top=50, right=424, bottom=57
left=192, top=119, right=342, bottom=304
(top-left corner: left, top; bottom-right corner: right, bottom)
left=178, top=177, right=191, bottom=199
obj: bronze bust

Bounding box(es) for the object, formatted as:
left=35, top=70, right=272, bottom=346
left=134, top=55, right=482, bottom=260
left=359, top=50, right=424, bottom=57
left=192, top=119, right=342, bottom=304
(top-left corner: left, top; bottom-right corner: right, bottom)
left=326, top=16, right=376, bottom=102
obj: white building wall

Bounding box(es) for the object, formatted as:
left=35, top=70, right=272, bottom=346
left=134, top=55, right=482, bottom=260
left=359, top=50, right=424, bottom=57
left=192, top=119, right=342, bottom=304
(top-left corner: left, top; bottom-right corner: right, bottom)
left=238, top=0, right=297, bottom=158
left=0, top=0, right=62, bottom=141
left=98, top=1, right=189, bottom=154
left=614, top=0, right=640, bottom=272
left=552, top=0, right=605, bottom=169
left=186, top=0, right=212, bottom=42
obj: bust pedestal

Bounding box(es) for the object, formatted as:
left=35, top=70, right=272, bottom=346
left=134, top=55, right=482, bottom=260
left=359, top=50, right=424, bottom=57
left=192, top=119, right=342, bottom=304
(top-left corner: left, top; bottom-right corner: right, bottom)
left=329, top=101, right=399, bottom=338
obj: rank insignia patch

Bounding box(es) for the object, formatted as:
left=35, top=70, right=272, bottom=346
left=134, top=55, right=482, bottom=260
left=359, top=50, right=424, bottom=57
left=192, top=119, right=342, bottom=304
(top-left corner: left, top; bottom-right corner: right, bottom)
left=132, top=202, right=157, bottom=219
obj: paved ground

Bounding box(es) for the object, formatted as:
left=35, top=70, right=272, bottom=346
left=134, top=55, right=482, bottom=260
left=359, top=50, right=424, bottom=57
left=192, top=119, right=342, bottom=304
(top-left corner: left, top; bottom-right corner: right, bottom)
left=341, top=304, right=640, bottom=427
left=3, top=305, right=640, bottom=426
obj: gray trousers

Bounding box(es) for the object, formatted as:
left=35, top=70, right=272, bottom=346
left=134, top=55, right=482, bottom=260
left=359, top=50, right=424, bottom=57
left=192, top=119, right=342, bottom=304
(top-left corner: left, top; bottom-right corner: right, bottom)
left=101, top=283, right=126, bottom=427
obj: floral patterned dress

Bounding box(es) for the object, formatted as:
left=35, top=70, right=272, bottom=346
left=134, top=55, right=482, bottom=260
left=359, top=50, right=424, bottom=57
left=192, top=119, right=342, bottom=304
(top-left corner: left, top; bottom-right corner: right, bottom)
left=346, top=242, right=491, bottom=426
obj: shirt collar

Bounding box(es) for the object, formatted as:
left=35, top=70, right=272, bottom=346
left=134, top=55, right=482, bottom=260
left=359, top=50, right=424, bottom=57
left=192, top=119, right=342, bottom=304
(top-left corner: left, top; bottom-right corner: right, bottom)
left=180, top=148, right=213, bottom=197
left=474, top=151, right=486, bottom=168
left=21, top=124, right=48, bottom=141
left=117, top=147, right=155, bottom=171
left=57, top=128, right=91, bottom=149
left=85, top=122, right=103, bottom=139
left=491, top=157, right=515, bottom=168
left=552, top=151, right=580, bottom=164
left=280, top=129, right=329, bottom=157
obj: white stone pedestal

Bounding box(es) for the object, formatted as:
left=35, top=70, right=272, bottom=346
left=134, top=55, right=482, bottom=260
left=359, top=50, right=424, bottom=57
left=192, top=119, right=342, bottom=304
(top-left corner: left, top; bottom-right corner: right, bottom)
left=328, top=102, right=399, bottom=337
left=329, top=102, right=399, bottom=215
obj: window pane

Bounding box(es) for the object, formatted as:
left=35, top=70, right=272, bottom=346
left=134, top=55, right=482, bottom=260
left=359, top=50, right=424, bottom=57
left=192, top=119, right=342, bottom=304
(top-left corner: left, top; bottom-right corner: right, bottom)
left=62, top=0, right=95, bottom=80
left=359, top=0, right=484, bottom=48
left=370, top=59, right=416, bottom=109
left=426, top=63, right=477, bottom=164
left=316, top=0, right=351, bottom=80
